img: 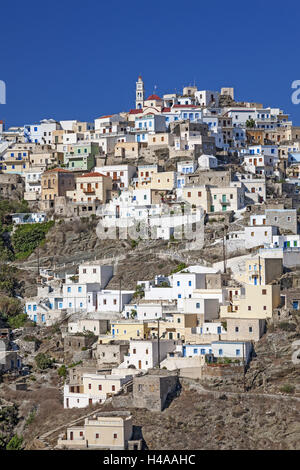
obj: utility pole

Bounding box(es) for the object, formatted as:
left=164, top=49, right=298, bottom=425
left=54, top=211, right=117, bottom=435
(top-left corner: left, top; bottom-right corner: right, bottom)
left=37, top=245, right=40, bottom=284
left=119, top=275, right=122, bottom=314
left=157, top=318, right=160, bottom=369
left=222, top=225, right=228, bottom=274
left=242, top=341, right=246, bottom=392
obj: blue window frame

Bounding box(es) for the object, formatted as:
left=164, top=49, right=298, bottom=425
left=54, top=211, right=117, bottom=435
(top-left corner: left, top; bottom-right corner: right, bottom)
left=218, top=349, right=223, bottom=356
left=67, top=287, right=71, bottom=293
left=236, top=349, right=240, bottom=356
left=196, top=302, right=200, bottom=308
left=188, top=281, right=192, bottom=286
left=177, top=281, right=180, bottom=286
left=201, top=348, right=205, bottom=354
left=78, top=286, right=82, bottom=293
left=178, top=294, right=181, bottom=299
left=69, top=302, right=72, bottom=308
left=193, top=348, right=198, bottom=354
left=58, top=302, right=63, bottom=308
left=33, top=305, right=37, bottom=311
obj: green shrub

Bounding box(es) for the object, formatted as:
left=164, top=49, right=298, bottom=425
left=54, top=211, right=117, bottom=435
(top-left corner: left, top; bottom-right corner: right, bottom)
left=11, top=220, right=55, bottom=260
left=6, top=434, right=23, bottom=450
left=25, top=410, right=36, bottom=427
left=280, top=384, right=295, bottom=394
left=35, top=353, right=53, bottom=370
left=171, top=263, right=187, bottom=274
left=279, top=322, right=296, bottom=332
left=7, top=313, right=28, bottom=329
left=58, top=365, right=67, bottom=379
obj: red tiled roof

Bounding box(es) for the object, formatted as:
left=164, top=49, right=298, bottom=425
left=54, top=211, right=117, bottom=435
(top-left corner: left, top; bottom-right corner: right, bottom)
left=129, top=109, right=143, bottom=114
left=80, top=172, right=108, bottom=178
left=43, top=168, right=72, bottom=174
left=172, top=104, right=198, bottom=108
left=96, top=115, right=113, bottom=119
left=146, top=94, right=162, bottom=101
left=162, top=107, right=171, bottom=113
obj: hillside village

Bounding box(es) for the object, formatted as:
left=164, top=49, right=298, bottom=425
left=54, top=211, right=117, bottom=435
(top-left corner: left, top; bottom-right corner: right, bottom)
left=0, top=78, right=300, bottom=450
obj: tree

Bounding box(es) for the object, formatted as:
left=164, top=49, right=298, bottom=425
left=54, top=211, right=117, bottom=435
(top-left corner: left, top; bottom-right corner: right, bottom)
left=0, top=264, right=24, bottom=297
left=35, top=353, right=53, bottom=370
left=0, top=296, right=23, bottom=320
left=58, top=365, right=67, bottom=379
left=246, top=118, right=255, bottom=128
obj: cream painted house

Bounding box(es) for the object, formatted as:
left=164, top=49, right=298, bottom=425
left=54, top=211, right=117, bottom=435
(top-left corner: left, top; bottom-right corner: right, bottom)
left=66, top=172, right=112, bottom=203
left=149, top=171, right=177, bottom=191
left=64, top=371, right=133, bottom=408
left=239, top=256, right=282, bottom=286
left=181, top=185, right=210, bottom=210
left=220, top=284, right=281, bottom=319
left=57, top=411, right=135, bottom=450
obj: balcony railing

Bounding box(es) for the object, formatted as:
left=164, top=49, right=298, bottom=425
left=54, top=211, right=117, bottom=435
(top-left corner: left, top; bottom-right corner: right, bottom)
left=83, top=189, right=95, bottom=194
left=220, top=199, right=230, bottom=205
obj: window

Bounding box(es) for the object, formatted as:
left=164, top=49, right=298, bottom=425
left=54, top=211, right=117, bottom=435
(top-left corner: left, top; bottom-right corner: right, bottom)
left=177, top=281, right=180, bottom=286
left=249, top=327, right=253, bottom=332
left=113, top=434, right=117, bottom=439
left=235, top=327, right=239, bottom=332
left=98, top=385, right=102, bottom=390
left=218, top=349, right=223, bottom=356
left=112, top=385, right=115, bottom=391
left=95, top=434, right=99, bottom=439
left=236, top=349, right=241, bottom=356
left=262, top=289, right=267, bottom=295
left=196, top=302, right=200, bottom=308
left=248, top=306, right=251, bottom=310
left=88, top=384, right=91, bottom=389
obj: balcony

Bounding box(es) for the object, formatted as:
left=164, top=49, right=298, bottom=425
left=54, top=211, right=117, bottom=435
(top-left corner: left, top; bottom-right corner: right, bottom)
left=219, top=199, right=230, bottom=205
left=83, top=188, right=95, bottom=194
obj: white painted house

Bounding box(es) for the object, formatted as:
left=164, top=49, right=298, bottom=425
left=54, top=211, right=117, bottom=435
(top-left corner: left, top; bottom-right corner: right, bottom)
left=118, top=339, right=176, bottom=370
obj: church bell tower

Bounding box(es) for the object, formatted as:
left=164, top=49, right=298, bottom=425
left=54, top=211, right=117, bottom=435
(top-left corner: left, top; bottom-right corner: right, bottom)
left=136, top=75, right=144, bottom=110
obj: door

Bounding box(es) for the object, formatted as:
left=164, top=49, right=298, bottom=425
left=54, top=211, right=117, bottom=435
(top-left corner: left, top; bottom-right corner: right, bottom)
left=254, top=276, right=257, bottom=286
left=70, top=432, right=73, bottom=441
left=89, top=399, right=93, bottom=405
left=217, top=326, right=221, bottom=334
left=138, top=360, right=142, bottom=369
left=66, top=398, right=69, bottom=408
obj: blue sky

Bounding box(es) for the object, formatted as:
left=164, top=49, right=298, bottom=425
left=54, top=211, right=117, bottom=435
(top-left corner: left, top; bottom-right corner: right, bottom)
left=1, top=0, right=300, bottom=127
